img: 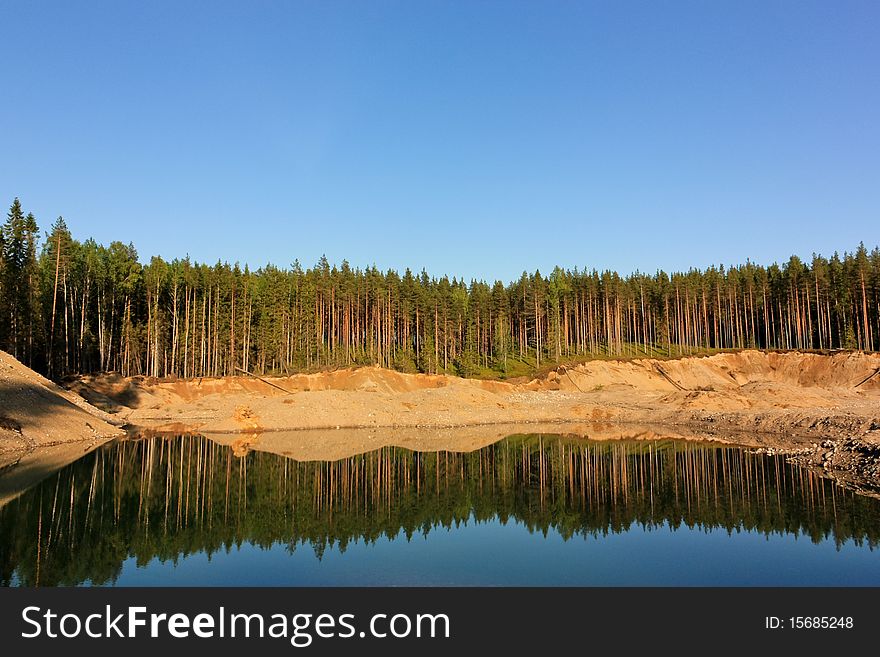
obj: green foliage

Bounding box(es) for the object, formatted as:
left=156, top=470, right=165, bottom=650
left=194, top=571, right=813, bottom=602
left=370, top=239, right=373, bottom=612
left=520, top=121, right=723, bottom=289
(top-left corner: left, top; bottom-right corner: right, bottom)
left=0, top=199, right=42, bottom=368
left=1, top=196, right=879, bottom=380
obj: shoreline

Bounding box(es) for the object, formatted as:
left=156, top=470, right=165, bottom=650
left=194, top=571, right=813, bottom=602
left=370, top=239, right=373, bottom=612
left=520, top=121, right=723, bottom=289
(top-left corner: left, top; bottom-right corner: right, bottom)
left=95, top=348, right=879, bottom=445
left=2, top=348, right=879, bottom=500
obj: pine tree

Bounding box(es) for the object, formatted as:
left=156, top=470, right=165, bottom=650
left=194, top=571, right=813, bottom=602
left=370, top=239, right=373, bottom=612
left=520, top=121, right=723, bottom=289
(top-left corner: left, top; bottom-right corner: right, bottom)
left=1, top=199, right=41, bottom=365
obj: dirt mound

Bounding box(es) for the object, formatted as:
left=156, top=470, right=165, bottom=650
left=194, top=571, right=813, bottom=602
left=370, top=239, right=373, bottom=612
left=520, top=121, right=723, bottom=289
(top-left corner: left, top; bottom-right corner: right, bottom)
left=0, top=350, right=124, bottom=470
left=547, top=360, right=667, bottom=392
left=82, top=366, right=460, bottom=409
left=66, top=371, right=144, bottom=411
left=61, top=349, right=880, bottom=447
left=307, top=367, right=450, bottom=393
left=546, top=350, right=880, bottom=394
left=233, top=405, right=262, bottom=431
left=657, top=389, right=755, bottom=411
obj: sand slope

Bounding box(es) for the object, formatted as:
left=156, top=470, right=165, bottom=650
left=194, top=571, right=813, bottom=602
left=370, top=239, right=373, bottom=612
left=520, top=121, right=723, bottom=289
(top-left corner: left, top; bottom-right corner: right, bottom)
left=0, top=350, right=124, bottom=470
left=67, top=350, right=880, bottom=445
left=4, top=348, right=878, bottom=506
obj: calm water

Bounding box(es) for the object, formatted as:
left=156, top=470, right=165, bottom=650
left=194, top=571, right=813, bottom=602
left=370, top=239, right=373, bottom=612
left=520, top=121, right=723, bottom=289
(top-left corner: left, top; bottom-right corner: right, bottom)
left=2, top=434, right=880, bottom=586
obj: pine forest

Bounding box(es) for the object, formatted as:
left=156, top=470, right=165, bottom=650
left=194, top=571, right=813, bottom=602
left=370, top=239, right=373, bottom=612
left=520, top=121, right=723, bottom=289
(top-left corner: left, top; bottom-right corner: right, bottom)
left=1, top=198, right=878, bottom=381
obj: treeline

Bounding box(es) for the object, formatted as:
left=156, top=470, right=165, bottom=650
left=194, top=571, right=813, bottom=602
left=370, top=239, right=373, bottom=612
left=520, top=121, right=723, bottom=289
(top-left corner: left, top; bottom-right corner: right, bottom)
left=2, top=435, right=877, bottom=586
left=1, top=197, right=878, bottom=379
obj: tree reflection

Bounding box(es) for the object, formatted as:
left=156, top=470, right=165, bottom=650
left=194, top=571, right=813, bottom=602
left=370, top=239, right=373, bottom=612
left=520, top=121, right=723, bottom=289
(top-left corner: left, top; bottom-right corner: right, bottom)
left=2, top=434, right=878, bottom=586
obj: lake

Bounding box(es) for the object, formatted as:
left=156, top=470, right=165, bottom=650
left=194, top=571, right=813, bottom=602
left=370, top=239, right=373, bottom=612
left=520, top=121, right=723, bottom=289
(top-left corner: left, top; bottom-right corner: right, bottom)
left=2, top=433, right=879, bottom=586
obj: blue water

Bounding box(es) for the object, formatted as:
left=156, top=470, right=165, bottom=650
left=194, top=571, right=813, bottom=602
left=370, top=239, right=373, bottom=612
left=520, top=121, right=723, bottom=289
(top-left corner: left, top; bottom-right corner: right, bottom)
left=3, top=434, right=879, bottom=586
left=104, top=517, right=880, bottom=587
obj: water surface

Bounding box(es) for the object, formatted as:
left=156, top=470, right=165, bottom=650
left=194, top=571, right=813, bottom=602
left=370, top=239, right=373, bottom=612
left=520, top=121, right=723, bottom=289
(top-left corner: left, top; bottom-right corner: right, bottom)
left=2, top=434, right=879, bottom=586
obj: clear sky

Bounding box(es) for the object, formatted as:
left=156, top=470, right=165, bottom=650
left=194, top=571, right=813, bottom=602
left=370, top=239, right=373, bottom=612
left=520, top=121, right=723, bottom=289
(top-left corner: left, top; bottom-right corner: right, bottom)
left=1, top=1, right=877, bottom=282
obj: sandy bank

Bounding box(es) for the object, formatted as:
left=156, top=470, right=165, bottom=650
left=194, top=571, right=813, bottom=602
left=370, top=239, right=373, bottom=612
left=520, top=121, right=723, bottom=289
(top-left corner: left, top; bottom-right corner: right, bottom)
left=2, top=348, right=879, bottom=502
left=67, top=349, right=880, bottom=442
left=0, top=350, right=124, bottom=471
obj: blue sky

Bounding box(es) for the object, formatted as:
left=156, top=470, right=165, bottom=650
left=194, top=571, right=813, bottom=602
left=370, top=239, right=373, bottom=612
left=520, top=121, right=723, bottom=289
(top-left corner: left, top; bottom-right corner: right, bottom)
left=1, top=1, right=877, bottom=282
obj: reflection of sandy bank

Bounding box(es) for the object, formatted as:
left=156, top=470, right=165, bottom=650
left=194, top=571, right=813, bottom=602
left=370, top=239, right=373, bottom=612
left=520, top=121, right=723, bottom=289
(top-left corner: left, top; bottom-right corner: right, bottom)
left=0, top=440, right=105, bottom=507
left=200, top=421, right=802, bottom=463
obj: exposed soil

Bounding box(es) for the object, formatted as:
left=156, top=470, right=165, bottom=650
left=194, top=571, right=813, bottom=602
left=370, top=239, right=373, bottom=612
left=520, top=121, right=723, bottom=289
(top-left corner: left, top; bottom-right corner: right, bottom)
left=95, top=349, right=880, bottom=495
left=0, top=350, right=124, bottom=471
left=68, top=349, right=880, bottom=442
left=3, top=348, right=880, bottom=494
